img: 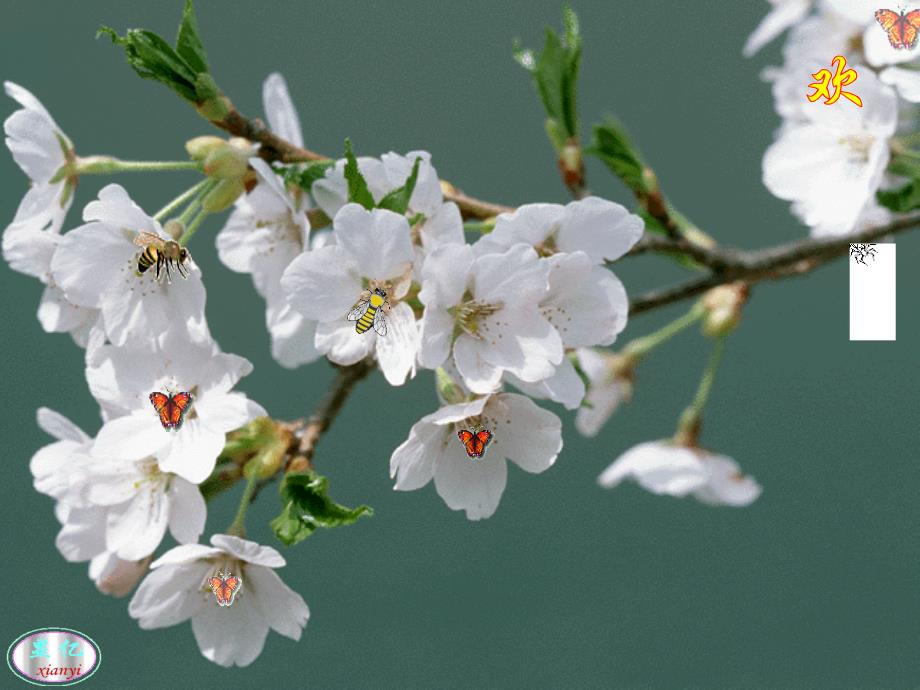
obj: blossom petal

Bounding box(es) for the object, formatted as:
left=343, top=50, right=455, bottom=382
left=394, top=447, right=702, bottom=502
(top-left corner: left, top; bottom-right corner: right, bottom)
left=93, top=412, right=168, bottom=461
left=419, top=201, right=464, bottom=250
left=417, top=306, right=454, bottom=370
left=195, top=392, right=266, bottom=434
left=51, top=223, right=131, bottom=308
left=507, top=356, right=586, bottom=410
left=543, top=254, right=629, bottom=347
left=211, top=534, right=286, bottom=568
left=418, top=242, right=473, bottom=307
left=106, top=490, right=169, bottom=560
left=262, top=72, right=304, bottom=148
left=157, top=417, right=224, bottom=484
left=167, top=478, right=206, bottom=544
left=390, top=420, right=442, bottom=491
left=742, top=0, right=810, bottom=57
left=192, top=598, right=270, bottom=667
left=558, top=196, right=644, bottom=264
left=334, top=204, right=413, bottom=280
left=433, top=445, right=508, bottom=520
left=129, top=561, right=211, bottom=628
left=490, top=393, right=562, bottom=474
left=82, top=183, right=159, bottom=233
left=598, top=441, right=709, bottom=496
left=315, top=319, right=375, bottom=365
left=693, top=455, right=762, bottom=507
left=36, top=407, right=88, bottom=442
left=479, top=307, right=563, bottom=383
left=375, top=302, right=418, bottom=386
left=281, top=244, right=363, bottom=322
left=246, top=565, right=310, bottom=640
left=453, top=335, right=503, bottom=395
left=55, top=506, right=107, bottom=562
left=150, top=544, right=224, bottom=569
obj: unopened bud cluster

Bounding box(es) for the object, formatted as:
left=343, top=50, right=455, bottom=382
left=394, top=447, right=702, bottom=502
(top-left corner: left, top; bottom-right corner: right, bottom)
left=186, top=135, right=258, bottom=212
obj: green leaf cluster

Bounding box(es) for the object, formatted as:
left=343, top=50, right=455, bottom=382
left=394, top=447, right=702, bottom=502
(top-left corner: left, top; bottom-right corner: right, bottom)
left=270, top=471, right=373, bottom=546
left=514, top=6, right=582, bottom=143
left=275, top=160, right=336, bottom=193
left=343, top=139, right=421, bottom=214
left=99, top=1, right=226, bottom=118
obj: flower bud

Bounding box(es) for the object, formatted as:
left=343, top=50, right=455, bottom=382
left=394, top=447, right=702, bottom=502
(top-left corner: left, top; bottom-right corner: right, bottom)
left=203, top=146, right=249, bottom=179
left=185, top=135, right=226, bottom=161
left=701, top=282, right=748, bottom=337
left=202, top=178, right=245, bottom=212
left=162, top=219, right=184, bottom=241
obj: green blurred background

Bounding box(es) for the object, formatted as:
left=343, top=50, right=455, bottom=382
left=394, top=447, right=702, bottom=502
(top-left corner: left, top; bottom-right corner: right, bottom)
left=2, top=1, right=918, bottom=687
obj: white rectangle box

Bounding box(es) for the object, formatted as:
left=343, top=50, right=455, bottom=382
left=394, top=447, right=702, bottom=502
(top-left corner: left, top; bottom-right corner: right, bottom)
left=849, top=243, right=896, bottom=341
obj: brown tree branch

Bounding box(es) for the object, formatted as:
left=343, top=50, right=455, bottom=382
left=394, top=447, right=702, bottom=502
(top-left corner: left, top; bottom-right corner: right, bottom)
left=628, top=213, right=920, bottom=315
left=210, top=107, right=513, bottom=220
left=246, top=359, right=375, bottom=504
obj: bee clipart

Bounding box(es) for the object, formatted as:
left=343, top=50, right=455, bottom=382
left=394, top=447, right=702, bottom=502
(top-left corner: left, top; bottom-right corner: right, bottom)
left=347, top=288, right=389, bottom=336
left=134, top=231, right=191, bottom=282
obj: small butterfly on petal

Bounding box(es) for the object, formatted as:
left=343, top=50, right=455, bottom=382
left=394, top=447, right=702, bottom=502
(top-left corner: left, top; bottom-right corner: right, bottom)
left=149, top=391, right=193, bottom=430
left=457, top=428, right=493, bottom=459
left=208, top=570, right=242, bottom=607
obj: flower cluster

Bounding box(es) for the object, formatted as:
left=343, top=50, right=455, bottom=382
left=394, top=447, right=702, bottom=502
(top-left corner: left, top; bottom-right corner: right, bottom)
left=747, top=1, right=915, bottom=237
left=4, top=56, right=765, bottom=668
left=5, top=80, right=306, bottom=666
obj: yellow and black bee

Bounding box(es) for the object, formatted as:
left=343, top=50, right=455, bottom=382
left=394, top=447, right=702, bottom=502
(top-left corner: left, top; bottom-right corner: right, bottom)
left=134, top=231, right=191, bottom=282
left=346, top=288, right=389, bottom=336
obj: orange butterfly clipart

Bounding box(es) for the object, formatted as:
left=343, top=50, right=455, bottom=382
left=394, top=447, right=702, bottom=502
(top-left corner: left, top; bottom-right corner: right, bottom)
left=208, top=570, right=242, bottom=607
left=875, top=8, right=920, bottom=49
left=457, top=428, right=493, bottom=459
left=149, top=390, right=192, bottom=430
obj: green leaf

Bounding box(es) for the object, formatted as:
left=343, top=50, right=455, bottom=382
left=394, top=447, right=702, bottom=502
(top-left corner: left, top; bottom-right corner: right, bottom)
left=275, top=160, right=335, bottom=193
left=377, top=156, right=422, bottom=214
left=98, top=26, right=198, bottom=101
left=176, top=0, right=208, bottom=74
left=589, top=118, right=649, bottom=194
left=877, top=179, right=920, bottom=212
left=100, top=2, right=220, bottom=110
left=343, top=139, right=375, bottom=210
left=515, top=7, right=582, bottom=139
left=270, top=471, right=373, bottom=546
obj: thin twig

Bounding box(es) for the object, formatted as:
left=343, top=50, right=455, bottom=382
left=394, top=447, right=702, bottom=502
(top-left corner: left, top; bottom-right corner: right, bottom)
left=629, top=213, right=920, bottom=315
left=247, top=359, right=375, bottom=504
left=210, top=107, right=512, bottom=220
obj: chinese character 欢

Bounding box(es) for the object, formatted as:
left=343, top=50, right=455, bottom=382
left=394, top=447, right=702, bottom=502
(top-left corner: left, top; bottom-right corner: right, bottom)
left=58, top=638, right=83, bottom=657
left=29, top=639, right=50, bottom=659
left=807, top=55, right=863, bottom=107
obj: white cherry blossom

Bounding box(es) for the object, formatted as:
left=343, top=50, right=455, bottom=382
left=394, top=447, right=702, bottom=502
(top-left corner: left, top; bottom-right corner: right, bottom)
left=598, top=441, right=761, bottom=507
left=281, top=203, right=420, bottom=385
left=743, top=0, right=812, bottom=57
left=574, top=348, right=632, bottom=437
left=79, top=454, right=206, bottom=561
left=390, top=392, right=562, bottom=520
left=86, top=326, right=266, bottom=484
left=762, top=68, right=897, bottom=236
left=29, top=407, right=93, bottom=502
left=473, top=196, right=643, bottom=265
left=128, top=534, right=310, bottom=667
left=3, top=81, right=74, bottom=259
left=417, top=242, right=564, bottom=395
left=51, top=184, right=208, bottom=346
left=217, top=157, right=319, bottom=368
left=312, top=150, right=444, bottom=218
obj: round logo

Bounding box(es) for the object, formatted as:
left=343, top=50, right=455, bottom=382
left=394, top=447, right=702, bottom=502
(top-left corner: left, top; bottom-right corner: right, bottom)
left=6, top=628, right=100, bottom=686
